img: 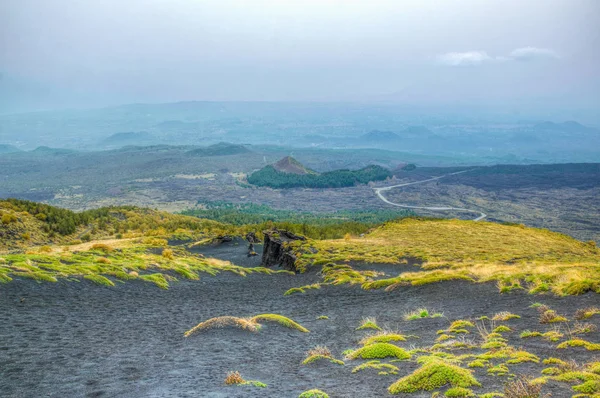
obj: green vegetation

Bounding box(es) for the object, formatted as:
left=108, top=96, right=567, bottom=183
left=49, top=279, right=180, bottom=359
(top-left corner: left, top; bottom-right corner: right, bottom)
left=298, top=389, right=329, bottom=398
left=574, top=306, right=600, bottom=320
left=293, top=218, right=600, bottom=296
left=388, top=357, right=480, bottom=394
left=445, top=387, right=475, bottom=397
left=404, top=308, right=444, bottom=320
left=184, top=313, right=308, bottom=337
left=248, top=164, right=391, bottom=188
left=557, top=339, right=600, bottom=351
left=492, top=312, right=520, bottom=322
left=0, top=241, right=288, bottom=288
left=352, top=360, right=399, bottom=375
left=224, top=371, right=266, bottom=388
left=251, top=314, right=309, bottom=333
left=359, top=332, right=407, bottom=346
left=284, top=283, right=321, bottom=296
left=346, top=343, right=411, bottom=360
left=442, top=320, right=475, bottom=334
left=182, top=201, right=412, bottom=239
left=538, top=307, right=568, bottom=323
left=302, top=346, right=344, bottom=366
left=0, top=198, right=227, bottom=250
left=356, top=317, right=382, bottom=331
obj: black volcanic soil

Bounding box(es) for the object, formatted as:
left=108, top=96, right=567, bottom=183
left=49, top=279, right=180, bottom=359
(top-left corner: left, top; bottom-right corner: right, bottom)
left=1, top=242, right=599, bottom=397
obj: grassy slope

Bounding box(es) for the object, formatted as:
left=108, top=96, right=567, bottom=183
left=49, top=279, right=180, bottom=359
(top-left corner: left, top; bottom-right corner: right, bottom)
left=2, top=199, right=600, bottom=295
left=295, top=218, right=600, bottom=295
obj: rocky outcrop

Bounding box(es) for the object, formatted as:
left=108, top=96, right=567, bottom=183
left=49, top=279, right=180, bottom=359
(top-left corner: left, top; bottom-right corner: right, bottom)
left=245, top=232, right=260, bottom=243
left=213, top=235, right=233, bottom=244
left=261, top=229, right=306, bottom=272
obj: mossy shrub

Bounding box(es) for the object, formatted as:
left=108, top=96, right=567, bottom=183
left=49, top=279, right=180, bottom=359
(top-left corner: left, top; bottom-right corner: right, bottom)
left=356, top=317, right=382, bottom=331
left=251, top=314, right=309, bottom=333
left=298, top=389, right=329, bottom=398
left=348, top=343, right=411, bottom=360
left=444, top=387, right=475, bottom=397
left=388, top=358, right=480, bottom=394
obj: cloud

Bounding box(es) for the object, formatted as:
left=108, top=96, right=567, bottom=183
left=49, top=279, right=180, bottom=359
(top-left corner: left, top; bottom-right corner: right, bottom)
left=438, top=47, right=558, bottom=66
left=437, top=51, right=492, bottom=66
left=509, top=47, right=559, bottom=61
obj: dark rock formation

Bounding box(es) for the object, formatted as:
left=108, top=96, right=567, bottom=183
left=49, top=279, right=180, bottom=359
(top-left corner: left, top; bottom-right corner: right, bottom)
left=261, top=229, right=305, bottom=272
left=213, top=235, right=233, bottom=244
left=246, top=232, right=260, bottom=243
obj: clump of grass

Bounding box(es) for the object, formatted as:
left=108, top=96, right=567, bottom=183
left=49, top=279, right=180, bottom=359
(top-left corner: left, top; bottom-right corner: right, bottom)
left=440, top=320, right=475, bottom=334
left=298, top=389, right=329, bottom=398
left=139, top=273, right=169, bottom=289
left=352, top=360, right=399, bottom=375
left=505, top=350, right=539, bottom=364
left=388, top=357, right=480, bottom=394
left=557, top=338, right=600, bottom=351
left=572, top=379, right=600, bottom=395
left=520, top=330, right=542, bottom=339
left=224, top=371, right=266, bottom=388
left=356, top=317, right=382, bottom=331
left=162, top=248, right=174, bottom=259
left=224, top=371, right=244, bottom=385
left=184, top=313, right=309, bottom=337
left=346, top=342, right=411, bottom=360
left=444, top=387, right=475, bottom=397
left=316, top=315, right=329, bottom=320
left=467, top=359, right=487, bottom=368
left=185, top=316, right=259, bottom=336
left=84, top=274, right=115, bottom=286
left=251, top=314, right=309, bottom=333
left=492, top=312, right=520, bottom=321
left=404, top=308, right=443, bottom=320
left=572, top=322, right=597, bottom=334
left=503, top=376, right=549, bottom=398
left=96, top=257, right=112, bottom=264
left=360, top=331, right=407, bottom=346
left=492, top=325, right=511, bottom=333
left=284, top=283, right=321, bottom=296
left=91, top=243, right=113, bottom=252
left=302, top=346, right=344, bottom=366
left=478, top=393, right=504, bottom=398
left=487, top=363, right=509, bottom=376
left=539, top=309, right=567, bottom=324
left=39, top=245, right=53, bottom=253
left=574, top=307, right=600, bottom=320
left=541, top=330, right=563, bottom=342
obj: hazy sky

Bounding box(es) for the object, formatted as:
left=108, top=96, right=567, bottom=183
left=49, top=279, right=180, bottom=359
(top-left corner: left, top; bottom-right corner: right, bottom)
left=1, top=0, right=599, bottom=112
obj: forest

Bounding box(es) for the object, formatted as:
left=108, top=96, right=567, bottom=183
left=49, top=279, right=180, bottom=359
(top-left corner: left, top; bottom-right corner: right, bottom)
left=247, top=164, right=392, bottom=188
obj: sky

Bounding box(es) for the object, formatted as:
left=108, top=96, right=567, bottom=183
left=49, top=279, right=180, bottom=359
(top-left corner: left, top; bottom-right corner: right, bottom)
left=1, top=0, right=599, bottom=113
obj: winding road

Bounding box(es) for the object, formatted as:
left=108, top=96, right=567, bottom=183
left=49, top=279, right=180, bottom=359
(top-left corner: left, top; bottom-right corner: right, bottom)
left=373, top=169, right=487, bottom=221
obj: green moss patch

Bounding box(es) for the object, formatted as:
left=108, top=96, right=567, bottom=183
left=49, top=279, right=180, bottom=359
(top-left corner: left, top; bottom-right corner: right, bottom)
left=347, top=343, right=411, bottom=360
left=388, top=357, right=480, bottom=394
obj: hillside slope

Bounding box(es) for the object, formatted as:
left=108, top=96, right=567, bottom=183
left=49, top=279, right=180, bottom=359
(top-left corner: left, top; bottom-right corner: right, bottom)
left=296, top=218, right=600, bottom=295
left=0, top=199, right=226, bottom=251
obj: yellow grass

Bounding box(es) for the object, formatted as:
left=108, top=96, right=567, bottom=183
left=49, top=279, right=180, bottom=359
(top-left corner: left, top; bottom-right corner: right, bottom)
left=294, top=219, right=600, bottom=295
left=184, top=313, right=309, bottom=337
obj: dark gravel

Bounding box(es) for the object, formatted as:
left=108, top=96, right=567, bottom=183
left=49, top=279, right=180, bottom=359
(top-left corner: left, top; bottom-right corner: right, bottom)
left=1, top=241, right=599, bottom=397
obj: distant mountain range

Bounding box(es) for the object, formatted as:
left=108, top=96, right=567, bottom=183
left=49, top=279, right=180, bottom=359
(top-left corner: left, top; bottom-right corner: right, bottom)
left=0, top=144, right=21, bottom=154
left=99, top=132, right=157, bottom=148
left=532, top=121, right=598, bottom=134
left=186, top=142, right=250, bottom=157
